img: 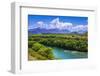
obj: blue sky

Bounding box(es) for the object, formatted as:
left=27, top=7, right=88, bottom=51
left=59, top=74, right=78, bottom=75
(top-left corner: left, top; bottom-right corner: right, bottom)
left=28, top=15, right=88, bottom=32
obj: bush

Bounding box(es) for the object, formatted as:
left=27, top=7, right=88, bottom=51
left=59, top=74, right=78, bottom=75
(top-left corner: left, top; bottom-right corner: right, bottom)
left=28, top=41, right=36, bottom=48
left=32, top=42, right=43, bottom=51
left=29, top=42, right=54, bottom=60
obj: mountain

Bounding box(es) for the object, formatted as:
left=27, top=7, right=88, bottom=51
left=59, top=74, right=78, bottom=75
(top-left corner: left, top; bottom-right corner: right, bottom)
left=28, top=28, right=69, bottom=34
left=28, top=27, right=87, bottom=35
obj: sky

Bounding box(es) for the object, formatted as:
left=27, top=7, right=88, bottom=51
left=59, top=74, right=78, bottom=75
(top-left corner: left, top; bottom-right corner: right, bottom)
left=28, top=15, right=88, bottom=32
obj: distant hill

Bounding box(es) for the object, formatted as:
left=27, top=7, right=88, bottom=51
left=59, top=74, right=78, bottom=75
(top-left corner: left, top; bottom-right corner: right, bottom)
left=28, top=27, right=87, bottom=35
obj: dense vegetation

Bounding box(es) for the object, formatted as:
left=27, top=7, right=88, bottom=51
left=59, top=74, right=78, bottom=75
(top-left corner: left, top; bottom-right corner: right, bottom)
left=28, top=41, right=54, bottom=60
left=28, top=33, right=88, bottom=60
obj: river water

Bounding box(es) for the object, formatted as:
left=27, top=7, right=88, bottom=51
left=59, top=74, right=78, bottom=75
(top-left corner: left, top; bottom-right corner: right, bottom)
left=51, top=47, right=88, bottom=59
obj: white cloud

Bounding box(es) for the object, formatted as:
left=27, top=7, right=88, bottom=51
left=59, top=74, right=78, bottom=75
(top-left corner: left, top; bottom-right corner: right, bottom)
left=33, top=17, right=87, bottom=33
left=37, top=21, right=44, bottom=28
left=50, top=18, right=60, bottom=24
left=71, top=25, right=87, bottom=33
left=49, top=18, right=60, bottom=29
left=49, top=18, right=73, bottom=30
left=60, top=22, right=73, bottom=30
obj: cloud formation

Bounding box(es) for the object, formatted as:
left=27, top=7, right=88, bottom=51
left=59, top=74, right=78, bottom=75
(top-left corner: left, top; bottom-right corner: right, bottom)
left=36, top=21, right=44, bottom=28
left=32, top=17, right=87, bottom=33
left=49, top=18, right=73, bottom=30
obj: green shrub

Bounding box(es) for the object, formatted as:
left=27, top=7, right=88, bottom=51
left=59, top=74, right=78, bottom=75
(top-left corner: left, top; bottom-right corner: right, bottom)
left=28, top=41, right=36, bottom=48
left=32, top=42, right=43, bottom=51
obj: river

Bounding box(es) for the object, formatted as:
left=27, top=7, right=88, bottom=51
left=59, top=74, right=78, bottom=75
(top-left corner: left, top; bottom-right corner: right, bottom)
left=50, top=47, right=88, bottom=59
